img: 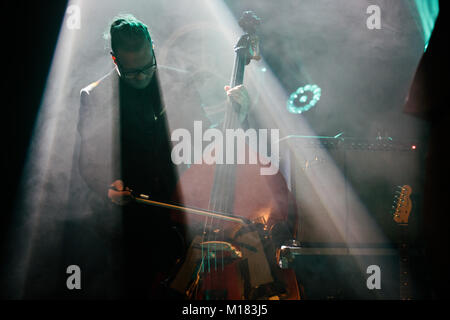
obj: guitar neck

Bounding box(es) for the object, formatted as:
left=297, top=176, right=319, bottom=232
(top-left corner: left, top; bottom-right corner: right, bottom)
left=392, top=185, right=413, bottom=300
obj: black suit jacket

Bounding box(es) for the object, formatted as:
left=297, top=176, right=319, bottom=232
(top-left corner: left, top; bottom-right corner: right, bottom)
left=77, top=69, right=178, bottom=203
left=78, top=70, right=121, bottom=200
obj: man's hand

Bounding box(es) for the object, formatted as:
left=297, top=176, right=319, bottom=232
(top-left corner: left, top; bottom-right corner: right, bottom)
left=224, top=84, right=250, bottom=123
left=108, top=180, right=132, bottom=206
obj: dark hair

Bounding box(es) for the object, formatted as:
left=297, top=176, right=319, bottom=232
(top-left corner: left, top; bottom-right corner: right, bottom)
left=108, top=14, right=152, bottom=54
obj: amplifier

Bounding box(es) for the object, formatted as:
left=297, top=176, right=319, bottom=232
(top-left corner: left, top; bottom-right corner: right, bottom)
left=282, top=136, right=425, bottom=245
left=285, top=245, right=429, bottom=299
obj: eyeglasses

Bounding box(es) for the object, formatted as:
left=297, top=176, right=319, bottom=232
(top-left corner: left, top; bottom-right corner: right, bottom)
left=112, top=50, right=157, bottom=79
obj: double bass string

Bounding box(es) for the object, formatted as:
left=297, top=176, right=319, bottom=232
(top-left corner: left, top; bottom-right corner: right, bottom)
left=201, top=216, right=208, bottom=273
left=206, top=97, right=240, bottom=275
left=208, top=151, right=228, bottom=273
left=199, top=31, right=248, bottom=292
left=204, top=115, right=235, bottom=275
left=217, top=101, right=241, bottom=273
left=213, top=48, right=245, bottom=275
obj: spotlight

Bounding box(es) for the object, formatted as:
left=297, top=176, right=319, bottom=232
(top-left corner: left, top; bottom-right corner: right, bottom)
left=287, top=84, right=321, bottom=114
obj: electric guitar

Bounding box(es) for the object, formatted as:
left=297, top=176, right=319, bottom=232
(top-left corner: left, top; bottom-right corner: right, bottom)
left=392, top=184, right=412, bottom=300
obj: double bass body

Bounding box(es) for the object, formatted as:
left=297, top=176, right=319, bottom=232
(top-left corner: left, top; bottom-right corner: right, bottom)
left=170, top=160, right=301, bottom=300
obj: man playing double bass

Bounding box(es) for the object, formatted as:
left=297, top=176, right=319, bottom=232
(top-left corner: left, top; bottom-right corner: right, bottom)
left=77, top=14, right=250, bottom=298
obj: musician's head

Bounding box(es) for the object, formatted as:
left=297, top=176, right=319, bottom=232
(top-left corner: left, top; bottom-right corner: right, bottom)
left=108, top=14, right=156, bottom=89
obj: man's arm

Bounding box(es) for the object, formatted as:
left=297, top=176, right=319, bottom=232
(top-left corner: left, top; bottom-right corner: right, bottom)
left=78, top=89, right=113, bottom=200
left=78, top=88, right=132, bottom=206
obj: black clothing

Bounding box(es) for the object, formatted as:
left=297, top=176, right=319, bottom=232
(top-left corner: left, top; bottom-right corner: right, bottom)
left=403, top=1, right=450, bottom=299
left=118, top=75, right=177, bottom=201
left=77, top=70, right=183, bottom=298
left=78, top=70, right=177, bottom=201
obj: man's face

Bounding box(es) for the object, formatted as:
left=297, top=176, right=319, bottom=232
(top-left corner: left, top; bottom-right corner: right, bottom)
left=114, top=40, right=156, bottom=89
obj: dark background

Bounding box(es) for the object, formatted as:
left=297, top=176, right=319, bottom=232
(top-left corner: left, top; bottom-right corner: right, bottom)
left=1, top=1, right=69, bottom=267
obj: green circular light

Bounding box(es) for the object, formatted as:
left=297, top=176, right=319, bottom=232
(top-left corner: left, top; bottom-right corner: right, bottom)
left=287, top=84, right=322, bottom=114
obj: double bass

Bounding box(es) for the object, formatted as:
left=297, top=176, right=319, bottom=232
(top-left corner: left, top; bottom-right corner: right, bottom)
left=138, top=11, right=301, bottom=300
